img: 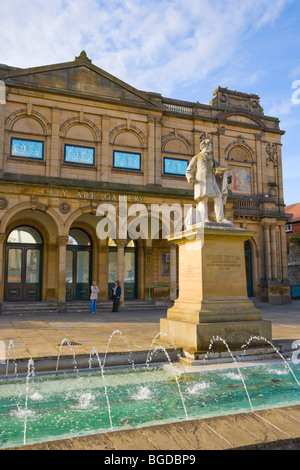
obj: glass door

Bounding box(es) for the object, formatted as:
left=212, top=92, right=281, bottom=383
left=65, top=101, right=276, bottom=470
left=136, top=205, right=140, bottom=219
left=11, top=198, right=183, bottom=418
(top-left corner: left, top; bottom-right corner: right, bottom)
left=66, top=229, right=92, bottom=301
left=5, top=226, right=42, bottom=301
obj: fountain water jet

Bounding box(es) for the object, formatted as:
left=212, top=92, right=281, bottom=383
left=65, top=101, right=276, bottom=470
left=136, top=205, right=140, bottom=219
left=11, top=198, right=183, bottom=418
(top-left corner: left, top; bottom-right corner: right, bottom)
left=5, top=340, right=18, bottom=379
left=55, top=338, right=78, bottom=375
left=103, top=330, right=135, bottom=370
left=204, top=335, right=254, bottom=412
left=146, top=332, right=183, bottom=369
left=241, top=336, right=300, bottom=388
left=88, top=347, right=113, bottom=431
left=23, top=358, right=35, bottom=446
left=147, top=344, right=188, bottom=419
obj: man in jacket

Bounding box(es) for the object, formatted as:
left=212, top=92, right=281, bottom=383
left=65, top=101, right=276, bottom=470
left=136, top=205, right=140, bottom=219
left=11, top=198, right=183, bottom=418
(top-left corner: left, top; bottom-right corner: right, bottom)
left=112, top=280, right=122, bottom=312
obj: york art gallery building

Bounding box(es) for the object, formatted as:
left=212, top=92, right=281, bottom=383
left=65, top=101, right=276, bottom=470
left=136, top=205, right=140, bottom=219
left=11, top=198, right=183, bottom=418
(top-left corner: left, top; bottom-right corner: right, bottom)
left=0, top=51, right=290, bottom=312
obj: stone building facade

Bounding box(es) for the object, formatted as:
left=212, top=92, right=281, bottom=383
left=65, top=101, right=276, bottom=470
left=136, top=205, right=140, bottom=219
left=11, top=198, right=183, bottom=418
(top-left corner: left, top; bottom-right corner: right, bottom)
left=0, top=52, right=290, bottom=312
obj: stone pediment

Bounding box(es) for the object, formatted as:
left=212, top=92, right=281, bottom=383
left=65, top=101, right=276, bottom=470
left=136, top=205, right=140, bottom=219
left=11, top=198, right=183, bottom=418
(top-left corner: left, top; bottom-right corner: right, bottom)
left=0, top=53, right=162, bottom=110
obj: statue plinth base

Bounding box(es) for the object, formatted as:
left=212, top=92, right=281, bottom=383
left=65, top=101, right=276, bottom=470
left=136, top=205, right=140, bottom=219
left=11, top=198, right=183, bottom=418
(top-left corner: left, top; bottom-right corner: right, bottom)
left=160, top=224, right=272, bottom=351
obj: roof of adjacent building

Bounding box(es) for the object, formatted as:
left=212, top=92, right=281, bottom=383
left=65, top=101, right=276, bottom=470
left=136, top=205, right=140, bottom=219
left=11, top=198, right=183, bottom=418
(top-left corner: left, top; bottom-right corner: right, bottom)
left=286, top=203, right=300, bottom=222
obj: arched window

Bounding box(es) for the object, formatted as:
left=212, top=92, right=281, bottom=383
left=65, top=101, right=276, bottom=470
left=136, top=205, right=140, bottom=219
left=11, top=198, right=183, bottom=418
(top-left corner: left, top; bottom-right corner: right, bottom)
left=5, top=226, right=43, bottom=301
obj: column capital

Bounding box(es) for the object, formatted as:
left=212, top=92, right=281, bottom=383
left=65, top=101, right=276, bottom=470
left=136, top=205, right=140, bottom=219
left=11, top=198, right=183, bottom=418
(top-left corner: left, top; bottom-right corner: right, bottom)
left=57, top=235, right=69, bottom=246
left=116, top=239, right=127, bottom=249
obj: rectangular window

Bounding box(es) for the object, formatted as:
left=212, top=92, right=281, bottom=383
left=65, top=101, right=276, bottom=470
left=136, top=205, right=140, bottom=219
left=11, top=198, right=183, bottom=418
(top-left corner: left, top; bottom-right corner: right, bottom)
left=164, top=157, right=188, bottom=176
left=113, top=151, right=141, bottom=170
left=64, top=144, right=95, bottom=165
left=286, top=223, right=292, bottom=233
left=11, top=138, right=44, bottom=160
left=161, top=253, right=170, bottom=276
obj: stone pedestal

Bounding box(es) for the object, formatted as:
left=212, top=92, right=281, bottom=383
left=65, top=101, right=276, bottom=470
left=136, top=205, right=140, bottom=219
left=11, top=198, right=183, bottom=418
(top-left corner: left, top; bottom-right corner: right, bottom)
left=160, top=224, right=272, bottom=352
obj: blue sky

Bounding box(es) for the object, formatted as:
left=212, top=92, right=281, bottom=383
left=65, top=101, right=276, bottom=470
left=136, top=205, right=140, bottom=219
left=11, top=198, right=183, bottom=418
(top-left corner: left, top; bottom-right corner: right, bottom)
left=0, top=0, right=299, bottom=205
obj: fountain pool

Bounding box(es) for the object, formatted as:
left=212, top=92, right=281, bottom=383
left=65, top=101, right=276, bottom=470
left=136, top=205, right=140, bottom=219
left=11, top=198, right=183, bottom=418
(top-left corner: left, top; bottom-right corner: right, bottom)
left=0, top=360, right=299, bottom=449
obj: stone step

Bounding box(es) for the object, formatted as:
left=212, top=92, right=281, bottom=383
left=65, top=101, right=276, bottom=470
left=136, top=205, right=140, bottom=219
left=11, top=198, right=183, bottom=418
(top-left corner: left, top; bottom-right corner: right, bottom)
left=2, top=300, right=168, bottom=314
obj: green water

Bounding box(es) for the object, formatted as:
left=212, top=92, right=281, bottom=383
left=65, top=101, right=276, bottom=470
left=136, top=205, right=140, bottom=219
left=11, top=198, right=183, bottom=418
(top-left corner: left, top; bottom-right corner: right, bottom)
left=0, top=362, right=299, bottom=449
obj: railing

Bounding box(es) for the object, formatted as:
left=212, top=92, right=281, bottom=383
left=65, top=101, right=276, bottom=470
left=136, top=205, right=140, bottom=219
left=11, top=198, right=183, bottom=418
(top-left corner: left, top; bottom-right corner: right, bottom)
left=148, top=285, right=170, bottom=300
left=233, top=200, right=259, bottom=213
left=164, top=103, right=193, bottom=115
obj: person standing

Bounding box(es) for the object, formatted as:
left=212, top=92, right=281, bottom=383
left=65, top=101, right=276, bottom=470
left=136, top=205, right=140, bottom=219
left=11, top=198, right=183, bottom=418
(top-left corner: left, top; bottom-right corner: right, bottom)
left=90, top=280, right=99, bottom=314
left=112, top=280, right=121, bottom=312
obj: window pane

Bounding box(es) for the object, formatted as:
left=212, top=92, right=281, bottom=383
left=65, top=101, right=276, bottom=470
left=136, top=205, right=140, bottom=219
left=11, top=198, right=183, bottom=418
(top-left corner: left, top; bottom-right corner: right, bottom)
left=108, top=251, right=118, bottom=283
left=161, top=253, right=170, bottom=275
left=65, top=145, right=94, bottom=165
left=11, top=138, right=44, bottom=159
left=113, top=151, right=141, bottom=170
left=66, top=250, right=73, bottom=283
left=164, top=158, right=188, bottom=176
left=26, top=249, right=40, bottom=284
left=7, top=249, right=22, bottom=283
left=7, top=226, right=42, bottom=244
left=68, top=229, right=91, bottom=246
left=76, top=251, right=89, bottom=283
left=124, top=252, right=135, bottom=284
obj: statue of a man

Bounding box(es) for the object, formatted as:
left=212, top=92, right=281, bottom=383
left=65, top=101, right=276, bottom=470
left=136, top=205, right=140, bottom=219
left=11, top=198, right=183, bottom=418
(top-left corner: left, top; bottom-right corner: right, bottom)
left=186, top=139, right=232, bottom=224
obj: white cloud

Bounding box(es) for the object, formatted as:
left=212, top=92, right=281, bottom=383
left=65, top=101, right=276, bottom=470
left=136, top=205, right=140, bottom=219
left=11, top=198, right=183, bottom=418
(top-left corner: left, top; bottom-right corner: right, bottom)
left=267, top=98, right=297, bottom=116
left=0, top=0, right=294, bottom=96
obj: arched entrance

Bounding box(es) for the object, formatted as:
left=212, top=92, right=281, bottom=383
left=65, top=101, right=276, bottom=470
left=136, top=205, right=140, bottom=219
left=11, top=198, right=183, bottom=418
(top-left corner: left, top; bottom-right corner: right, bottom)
left=244, top=241, right=253, bottom=297
left=5, top=226, right=43, bottom=301
left=66, top=228, right=92, bottom=301
left=108, top=239, right=138, bottom=299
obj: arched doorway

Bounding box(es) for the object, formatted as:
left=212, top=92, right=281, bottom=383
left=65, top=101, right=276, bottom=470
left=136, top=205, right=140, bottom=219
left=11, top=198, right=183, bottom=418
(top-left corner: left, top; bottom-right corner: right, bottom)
left=5, top=226, right=43, bottom=301
left=244, top=241, right=253, bottom=297
left=66, top=228, right=92, bottom=301
left=108, top=239, right=138, bottom=299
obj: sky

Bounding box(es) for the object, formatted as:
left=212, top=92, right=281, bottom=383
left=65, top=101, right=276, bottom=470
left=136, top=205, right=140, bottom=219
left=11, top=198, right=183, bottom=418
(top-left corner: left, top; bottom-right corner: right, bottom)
left=0, top=0, right=299, bottom=205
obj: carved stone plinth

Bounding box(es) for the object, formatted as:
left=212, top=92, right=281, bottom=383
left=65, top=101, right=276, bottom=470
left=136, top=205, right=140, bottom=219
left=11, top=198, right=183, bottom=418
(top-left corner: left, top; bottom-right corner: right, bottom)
left=160, top=224, right=272, bottom=351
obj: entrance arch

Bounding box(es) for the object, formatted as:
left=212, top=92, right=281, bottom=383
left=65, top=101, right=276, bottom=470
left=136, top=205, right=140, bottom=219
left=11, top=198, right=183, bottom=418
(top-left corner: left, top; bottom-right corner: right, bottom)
left=5, top=226, right=43, bottom=301
left=66, top=228, right=92, bottom=301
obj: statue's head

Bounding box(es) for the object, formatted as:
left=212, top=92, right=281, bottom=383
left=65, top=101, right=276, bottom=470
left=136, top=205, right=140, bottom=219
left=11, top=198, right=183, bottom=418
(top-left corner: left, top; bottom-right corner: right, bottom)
left=200, top=139, right=212, bottom=152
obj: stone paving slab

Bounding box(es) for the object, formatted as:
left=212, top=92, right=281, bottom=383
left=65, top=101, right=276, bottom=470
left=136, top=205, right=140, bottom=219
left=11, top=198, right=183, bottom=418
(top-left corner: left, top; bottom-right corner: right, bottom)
left=10, top=405, right=300, bottom=450
left=0, top=301, right=299, bottom=362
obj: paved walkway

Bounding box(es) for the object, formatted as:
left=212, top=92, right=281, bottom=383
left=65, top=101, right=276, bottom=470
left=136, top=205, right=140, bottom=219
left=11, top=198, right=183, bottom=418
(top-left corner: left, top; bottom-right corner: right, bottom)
left=0, top=300, right=300, bottom=361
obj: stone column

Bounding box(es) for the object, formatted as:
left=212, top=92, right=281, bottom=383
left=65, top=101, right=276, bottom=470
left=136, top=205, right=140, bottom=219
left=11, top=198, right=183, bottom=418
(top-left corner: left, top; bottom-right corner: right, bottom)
left=255, top=133, right=263, bottom=194
left=270, top=224, right=278, bottom=280
left=117, top=240, right=127, bottom=307
left=144, top=241, right=153, bottom=299
left=57, top=235, right=68, bottom=313
left=98, top=244, right=109, bottom=300
left=49, top=107, right=61, bottom=178
left=147, top=117, right=155, bottom=185
left=101, top=115, right=111, bottom=183
left=169, top=243, right=177, bottom=301
left=263, top=223, right=271, bottom=281
left=0, top=233, right=6, bottom=313
left=280, top=224, right=289, bottom=281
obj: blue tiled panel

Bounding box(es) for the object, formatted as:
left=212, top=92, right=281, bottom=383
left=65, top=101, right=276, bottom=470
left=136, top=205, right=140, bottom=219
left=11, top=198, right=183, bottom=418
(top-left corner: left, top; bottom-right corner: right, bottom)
left=164, top=157, right=188, bottom=175
left=64, top=145, right=94, bottom=165
left=11, top=138, right=44, bottom=159
left=113, top=151, right=141, bottom=170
